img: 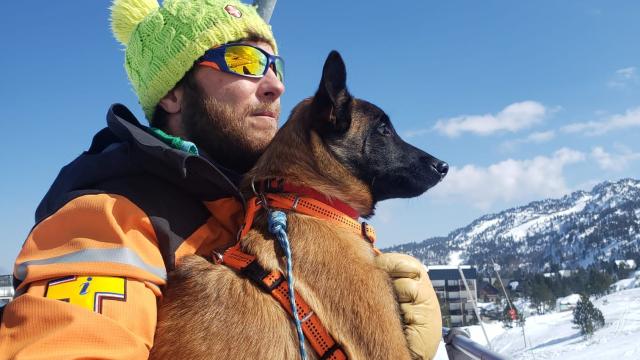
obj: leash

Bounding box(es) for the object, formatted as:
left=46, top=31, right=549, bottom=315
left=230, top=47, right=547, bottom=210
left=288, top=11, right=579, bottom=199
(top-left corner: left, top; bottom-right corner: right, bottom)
left=219, top=180, right=380, bottom=360
left=222, top=243, right=347, bottom=360
left=267, top=210, right=307, bottom=359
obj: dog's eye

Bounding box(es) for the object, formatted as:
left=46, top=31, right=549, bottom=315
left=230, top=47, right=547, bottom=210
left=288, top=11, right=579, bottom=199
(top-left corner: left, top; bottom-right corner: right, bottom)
left=376, top=123, right=392, bottom=136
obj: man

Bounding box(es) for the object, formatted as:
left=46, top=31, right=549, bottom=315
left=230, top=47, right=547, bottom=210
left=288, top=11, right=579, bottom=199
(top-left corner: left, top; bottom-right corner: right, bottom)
left=0, top=0, right=441, bottom=358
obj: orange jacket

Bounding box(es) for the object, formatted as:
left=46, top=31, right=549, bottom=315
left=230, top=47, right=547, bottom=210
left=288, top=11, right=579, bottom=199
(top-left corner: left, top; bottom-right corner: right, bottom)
left=0, top=104, right=245, bottom=359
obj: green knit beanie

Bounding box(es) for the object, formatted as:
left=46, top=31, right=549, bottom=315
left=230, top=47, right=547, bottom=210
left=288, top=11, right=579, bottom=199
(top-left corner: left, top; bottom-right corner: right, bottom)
left=110, top=0, right=277, bottom=121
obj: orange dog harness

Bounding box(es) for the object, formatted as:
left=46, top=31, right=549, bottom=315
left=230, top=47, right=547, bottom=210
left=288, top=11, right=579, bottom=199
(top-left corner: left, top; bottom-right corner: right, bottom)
left=220, top=180, right=379, bottom=360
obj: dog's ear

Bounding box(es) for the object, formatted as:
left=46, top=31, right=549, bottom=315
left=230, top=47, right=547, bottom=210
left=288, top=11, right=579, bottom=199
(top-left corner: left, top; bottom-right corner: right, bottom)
left=311, top=51, right=352, bottom=133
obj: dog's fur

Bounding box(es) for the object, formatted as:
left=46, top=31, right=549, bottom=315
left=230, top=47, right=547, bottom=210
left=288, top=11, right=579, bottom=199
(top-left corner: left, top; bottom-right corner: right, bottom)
left=149, top=52, right=447, bottom=360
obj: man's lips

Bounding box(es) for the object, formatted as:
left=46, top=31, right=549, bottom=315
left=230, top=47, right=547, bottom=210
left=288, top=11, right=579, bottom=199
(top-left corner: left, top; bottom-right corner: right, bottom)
left=252, top=111, right=276, bottom=118
left=249, top=110, right=278, bottom=131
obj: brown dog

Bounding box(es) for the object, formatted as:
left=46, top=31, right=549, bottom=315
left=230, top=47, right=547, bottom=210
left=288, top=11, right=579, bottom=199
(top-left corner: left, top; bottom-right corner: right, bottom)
left=150, top=51, right=448, bottom=360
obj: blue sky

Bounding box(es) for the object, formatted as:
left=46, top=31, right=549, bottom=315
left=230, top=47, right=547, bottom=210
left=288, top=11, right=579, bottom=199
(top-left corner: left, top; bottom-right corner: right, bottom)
left=1, top=1, right=639, bottom=271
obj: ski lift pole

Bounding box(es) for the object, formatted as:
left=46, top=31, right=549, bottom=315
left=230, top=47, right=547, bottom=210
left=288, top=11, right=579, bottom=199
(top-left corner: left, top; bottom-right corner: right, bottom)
left=458, top=266, right=492, bottom=350
left=253, top=0, right=278, bottom=23
left=492, top=260, right=527, bottom=349
left=492, top=261, right=514, bottom=312
left=442, top=328, right=509, bottom=360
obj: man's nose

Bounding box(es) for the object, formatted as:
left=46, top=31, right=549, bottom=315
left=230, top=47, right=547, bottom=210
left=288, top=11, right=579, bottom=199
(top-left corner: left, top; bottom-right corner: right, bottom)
left=257, top=66, right=285, bottom=101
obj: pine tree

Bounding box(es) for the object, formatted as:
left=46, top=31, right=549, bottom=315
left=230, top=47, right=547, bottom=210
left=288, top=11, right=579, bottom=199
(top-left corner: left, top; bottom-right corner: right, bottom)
left=529, top=275, right=554, bottom=311
left=586, top=268, right=613, bottom=296
left=572, top=294, right=605, bottom=337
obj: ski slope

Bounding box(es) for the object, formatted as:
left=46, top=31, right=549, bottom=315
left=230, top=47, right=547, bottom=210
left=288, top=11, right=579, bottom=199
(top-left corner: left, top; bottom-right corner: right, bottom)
left=433, top=287, right=640, bottom=359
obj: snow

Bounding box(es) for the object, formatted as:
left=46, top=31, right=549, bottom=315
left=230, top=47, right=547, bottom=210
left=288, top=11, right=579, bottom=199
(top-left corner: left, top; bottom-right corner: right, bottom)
left=429, top=264, right=474, bottom=270
left=504, top=196, right=590, bottom=241
left=557, top=293, right=582, bottom=304
left=433, top=287, right=640, bottom=359
left=476, top=301, right=496, bottom=310
left=467, top=218, right=500, bottom=238
left=448, top=250, right=463, bottom=266
left=611, top=277, right=640, bottom=292
left=558, top=270, right=575, bottom=278
left=504, top=217, right=540, bottom=241
left=615, top=259, right=637, bottom=269
left=556, top=293, right=582, bottom=311
left=580, top=226, right=595, bottom=238
left=508, top=281, right=520, bottom=291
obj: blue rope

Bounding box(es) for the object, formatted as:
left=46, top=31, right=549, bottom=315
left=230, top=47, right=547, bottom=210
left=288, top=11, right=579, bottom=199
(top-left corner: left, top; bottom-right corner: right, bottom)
left=268, top=210, right=307, bottom=360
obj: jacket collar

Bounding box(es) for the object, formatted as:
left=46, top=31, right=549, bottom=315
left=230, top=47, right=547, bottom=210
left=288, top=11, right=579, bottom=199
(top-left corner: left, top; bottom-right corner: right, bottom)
left=36, top=104, right=246, bottom=223
left=105, top=104, right=244, bottom=203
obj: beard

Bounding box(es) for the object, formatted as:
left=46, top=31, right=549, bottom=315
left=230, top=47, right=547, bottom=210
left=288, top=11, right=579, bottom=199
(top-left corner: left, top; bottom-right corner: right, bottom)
left=181, top=91, right=280, bottom=174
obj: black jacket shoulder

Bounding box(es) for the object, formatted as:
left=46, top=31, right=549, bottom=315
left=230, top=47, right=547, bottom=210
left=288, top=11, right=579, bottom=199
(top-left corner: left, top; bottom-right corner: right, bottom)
left=34, top=104, right=245, bottom=269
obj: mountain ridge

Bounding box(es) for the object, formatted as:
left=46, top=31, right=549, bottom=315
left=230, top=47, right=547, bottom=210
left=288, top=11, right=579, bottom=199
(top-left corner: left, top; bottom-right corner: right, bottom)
left=386, top=178, right=640, bottom=273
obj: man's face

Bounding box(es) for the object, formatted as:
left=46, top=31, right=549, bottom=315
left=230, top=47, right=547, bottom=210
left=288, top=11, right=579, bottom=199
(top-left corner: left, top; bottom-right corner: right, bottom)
left=181, top=41, right=285, bottom=173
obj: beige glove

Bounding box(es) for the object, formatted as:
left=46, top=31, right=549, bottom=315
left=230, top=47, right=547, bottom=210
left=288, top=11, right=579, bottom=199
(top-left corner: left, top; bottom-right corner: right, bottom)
left=375, top=253, right=442, bottom=360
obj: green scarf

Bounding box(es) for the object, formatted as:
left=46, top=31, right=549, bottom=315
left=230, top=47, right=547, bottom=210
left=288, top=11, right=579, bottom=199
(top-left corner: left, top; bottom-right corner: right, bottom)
left=150, top=127, right=199, bottom=156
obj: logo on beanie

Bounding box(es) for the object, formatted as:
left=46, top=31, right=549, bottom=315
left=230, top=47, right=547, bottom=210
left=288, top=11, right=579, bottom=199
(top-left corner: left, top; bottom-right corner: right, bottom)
left=224, top=5, right=242, bottom=18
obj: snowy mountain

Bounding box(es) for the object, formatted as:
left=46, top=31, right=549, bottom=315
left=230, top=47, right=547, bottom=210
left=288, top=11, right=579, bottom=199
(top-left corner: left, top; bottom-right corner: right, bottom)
left=387, top=178, right=640, bottom=273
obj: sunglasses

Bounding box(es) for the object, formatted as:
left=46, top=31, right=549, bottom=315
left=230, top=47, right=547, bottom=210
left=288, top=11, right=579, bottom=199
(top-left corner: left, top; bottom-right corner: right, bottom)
left=196, top=44, right=284, bottom=82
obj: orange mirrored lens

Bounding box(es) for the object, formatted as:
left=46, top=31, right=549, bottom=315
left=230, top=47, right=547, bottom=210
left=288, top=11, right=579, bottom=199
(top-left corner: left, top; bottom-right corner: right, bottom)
left=224, top=45, right=267, bottom=77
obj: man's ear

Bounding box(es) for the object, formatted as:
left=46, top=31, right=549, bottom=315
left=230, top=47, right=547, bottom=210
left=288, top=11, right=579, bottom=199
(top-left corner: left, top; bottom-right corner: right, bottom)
left=311, top=51, right=352, bottom=133
left=158, top=85, right=184, bottom=114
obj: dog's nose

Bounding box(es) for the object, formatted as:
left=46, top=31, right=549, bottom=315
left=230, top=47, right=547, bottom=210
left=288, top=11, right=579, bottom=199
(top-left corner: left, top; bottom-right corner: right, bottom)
left=435, top=161, right=449, bottom=176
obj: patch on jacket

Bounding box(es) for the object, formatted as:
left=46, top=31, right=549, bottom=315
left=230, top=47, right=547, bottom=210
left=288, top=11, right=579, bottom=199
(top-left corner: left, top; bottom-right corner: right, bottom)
left=44, top=276, right=126, bottom=313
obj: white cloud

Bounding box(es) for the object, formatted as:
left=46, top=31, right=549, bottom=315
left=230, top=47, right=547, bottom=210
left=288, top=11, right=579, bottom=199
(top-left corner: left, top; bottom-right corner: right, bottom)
left=429, top=148, right=586, bottom=209
left=607, top=66, right=637, bottom=88
left=434, top=101, right=547, bottom=137
left=501, top=130, right=556, bottom=151
left=617, top=67, right=637, bottom=78
left=562, top=107, right=640, bottom=135
left=591, top=145, right=640, bottom=171
left=526, top=131, right=556, bottom=143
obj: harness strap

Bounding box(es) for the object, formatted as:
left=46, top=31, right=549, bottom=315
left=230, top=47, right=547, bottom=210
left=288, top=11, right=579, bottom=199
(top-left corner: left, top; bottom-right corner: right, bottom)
left=240, top=194, right=378, bottom=248
left=258, top=179, right=361, bottom=219
left=223, top=245, right=348, bottom=360
left=222, top=186, right=382, bottom=359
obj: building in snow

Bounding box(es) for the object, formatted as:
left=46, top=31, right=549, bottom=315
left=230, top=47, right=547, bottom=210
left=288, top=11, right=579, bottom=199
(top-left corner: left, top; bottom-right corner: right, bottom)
left=508, top=280, right=521, bottom=292
left=478, top=282, right=500, bottom=303
left=556, top=293, right=581, bottom=312
left=428, top=265, right=478, bottom=327
left=615, top=259, right=637, bottom=270
left=0, top=275, right=14, bottom=307
left=543, top=270, right=577, bottom=278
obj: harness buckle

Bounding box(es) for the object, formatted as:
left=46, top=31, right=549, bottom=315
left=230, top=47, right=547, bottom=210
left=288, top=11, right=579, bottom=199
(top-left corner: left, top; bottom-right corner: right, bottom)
left=251, top=177, right=271, bottom=210
left=250, top=176, right=260, bottom=197
left=291, top=196, right=301, bottom=210
left=241, top=261, right=284, bottom=292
